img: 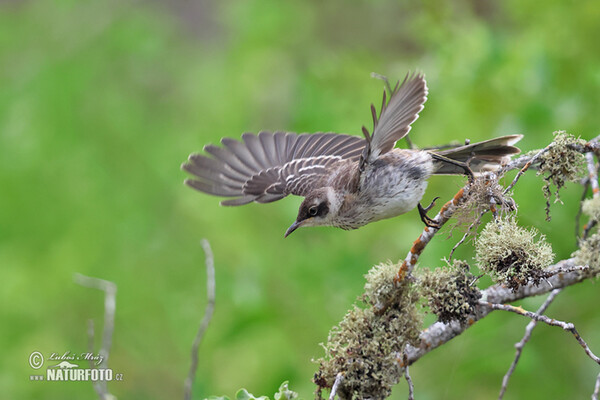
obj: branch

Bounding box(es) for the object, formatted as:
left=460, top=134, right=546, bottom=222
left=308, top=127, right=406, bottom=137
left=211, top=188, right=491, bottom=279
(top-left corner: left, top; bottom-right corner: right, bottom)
left=484, top=301, right=600, bottom=364
left=498, top=288, right=562, bottom=400
left=402, top=352, right=414, bottom=400
left=593, top=372, right=600, bottom=400
left=586, top=152, right=600, bottom=198
left=184, top=239, right=217, bottom=400
left=318, top=134, right=600, bottom=399
left=502, top=145, right=552, bottom=194
left=74, top=273, right=117, bottom=400
left=328, top=373, right=344, bottom=400
left=404, top=258, right=593, bottom=365
left=582, top=151, right=600, bottom=239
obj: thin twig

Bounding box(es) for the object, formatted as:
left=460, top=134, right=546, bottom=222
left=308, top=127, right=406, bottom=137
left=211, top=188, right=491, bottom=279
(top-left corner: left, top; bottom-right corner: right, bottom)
left=592, top=372, right=600, bottom=400
left=184, top=239, right=217, bottom=400
left=403, top=360, right=414, bottom=400
left=586, top=152, right=599, bottom=198
left=482, top=301, right=600, bottom=365
left=576, top=180, right=590, bottom=241
left=583, top=220, right=598, bottom=240
left=74, top=273, right=117, bottom=400
left=581, top=151, right=600, bottom=240
left=86, top=320, right=105, bottom=398
left=498, top=289, right=562, bottom=400
left=449, top=209, right=486, bottom=261
left=329, top=373, right=344, bottom=400
left=503, top=145, right=552, bottom=195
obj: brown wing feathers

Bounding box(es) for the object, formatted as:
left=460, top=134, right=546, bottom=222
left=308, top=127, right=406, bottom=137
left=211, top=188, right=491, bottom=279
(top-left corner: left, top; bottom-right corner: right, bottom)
left=362, top=72, right=428, bottom=163
left=182, top=131, right=366, bottom=206
left=183, top=74, right=427, bottom=206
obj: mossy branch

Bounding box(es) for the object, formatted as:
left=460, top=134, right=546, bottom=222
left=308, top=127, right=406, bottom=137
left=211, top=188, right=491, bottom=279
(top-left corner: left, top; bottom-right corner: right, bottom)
left=403, top=257, right=593, bottom=366
left=316, top=132, right=600, bottom=400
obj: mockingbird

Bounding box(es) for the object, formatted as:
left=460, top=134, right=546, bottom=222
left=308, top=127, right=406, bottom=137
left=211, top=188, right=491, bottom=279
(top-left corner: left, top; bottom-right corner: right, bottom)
left=182, top=73, right=522, bottom=237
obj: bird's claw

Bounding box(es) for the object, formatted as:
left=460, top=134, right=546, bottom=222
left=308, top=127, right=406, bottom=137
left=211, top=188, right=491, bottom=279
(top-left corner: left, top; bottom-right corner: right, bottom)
left=418, top=197, right=441, bottom=229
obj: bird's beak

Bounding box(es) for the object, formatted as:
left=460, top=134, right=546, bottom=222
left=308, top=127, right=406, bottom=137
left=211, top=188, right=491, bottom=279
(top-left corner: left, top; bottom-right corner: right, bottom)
left=284, top=220, right=302, bottom=238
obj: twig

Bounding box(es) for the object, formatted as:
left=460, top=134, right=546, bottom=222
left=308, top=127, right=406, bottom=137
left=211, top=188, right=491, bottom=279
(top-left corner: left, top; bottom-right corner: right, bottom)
left=583, top=220, right=598, bottom=240
left=86, top=320, right=106, bottom=398
left=546, top=265, right=589, bottom=276
left=74, top=273, right=117, bottom=400
left=448, top=217, right=479, bottom=261
left=482, top=301, right=600, bottom=365
left=184, top=239, right=217, bottom=400
left=328, top=373, right=344, bottom=400
left=593, top=372, right=600, bottom=400
left=586, top=152, right=600, bottom=198
left=581, top=152, right=600, bottom=240
left=576, top=180, right=590, bottom=241
left=498, top=289, right=562, bottom=400
left=403, top=354, right=415, bottom=400
left=503, top=145, right=552, bottom=195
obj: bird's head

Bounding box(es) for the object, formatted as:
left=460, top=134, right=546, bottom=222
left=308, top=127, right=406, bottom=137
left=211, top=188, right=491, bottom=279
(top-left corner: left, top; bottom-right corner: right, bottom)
left=284, top=187, right=341, bottom=237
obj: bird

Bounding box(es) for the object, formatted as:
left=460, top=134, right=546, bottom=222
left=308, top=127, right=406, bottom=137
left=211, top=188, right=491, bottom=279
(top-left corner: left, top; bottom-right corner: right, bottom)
left=182, top=72, right=522, bottom=237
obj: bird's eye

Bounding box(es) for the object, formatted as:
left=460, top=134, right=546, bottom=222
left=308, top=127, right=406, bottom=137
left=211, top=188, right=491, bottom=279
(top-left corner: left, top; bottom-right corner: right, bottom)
left=308, top=206, right=318, bottom=216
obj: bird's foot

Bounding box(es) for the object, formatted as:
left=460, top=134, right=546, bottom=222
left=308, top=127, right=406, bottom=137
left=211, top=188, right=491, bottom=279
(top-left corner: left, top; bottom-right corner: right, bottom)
left=418, top=197, right=441, bottom=229
left=464, top=157, right=475, bottom=183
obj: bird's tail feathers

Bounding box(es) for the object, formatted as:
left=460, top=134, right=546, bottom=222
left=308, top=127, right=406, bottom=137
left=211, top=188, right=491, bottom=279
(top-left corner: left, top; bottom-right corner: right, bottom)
left=431, top=134, right=523, bottom=175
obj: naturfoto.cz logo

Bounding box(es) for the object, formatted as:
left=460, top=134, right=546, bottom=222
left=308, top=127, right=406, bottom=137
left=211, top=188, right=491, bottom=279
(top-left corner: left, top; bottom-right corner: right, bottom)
left=28, top=351, right=123, bottom=382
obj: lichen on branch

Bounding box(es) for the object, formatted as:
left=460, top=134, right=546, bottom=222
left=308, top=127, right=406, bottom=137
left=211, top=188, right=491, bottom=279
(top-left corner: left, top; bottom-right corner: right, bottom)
left=314, top=132, right=600, bottom=400
left=418, top=260, right=481, bottom=324
left=574, top=232, right=600, bottom=278
left=537, top=131, right=586, bottom=220
left=475, top=216, right=554, bottom=291
left=315, top=262, right=421, bottom=400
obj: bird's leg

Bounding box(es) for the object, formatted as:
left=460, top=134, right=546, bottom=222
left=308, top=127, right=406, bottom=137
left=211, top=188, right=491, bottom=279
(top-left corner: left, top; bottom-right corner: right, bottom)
left=430, top=153, right=475, bottom=182
left=418, top=196, right=441, bottom=229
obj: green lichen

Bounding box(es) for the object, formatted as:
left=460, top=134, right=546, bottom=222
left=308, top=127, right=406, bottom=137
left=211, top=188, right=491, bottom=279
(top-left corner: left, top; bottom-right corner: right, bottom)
left=315, top=262, right=422, bottom=400
left=475, top=217, right=554, bottom=291
left=418, top=260, right=481, bottom=324
left=582, top=196, right=600, bottom=223
left=573, top=233, right=600, bottom=278
left=453, top=173, right=515, bottom=227
left=537, top=131, right=586, bottom=220
left=363, top=261, right=401, bottom=309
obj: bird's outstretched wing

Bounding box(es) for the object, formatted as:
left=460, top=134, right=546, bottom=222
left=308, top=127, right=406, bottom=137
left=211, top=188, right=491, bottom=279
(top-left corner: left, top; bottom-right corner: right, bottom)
left=361, top=72, right=428, bottom=165
left=182, top=132, right=365, bottom=205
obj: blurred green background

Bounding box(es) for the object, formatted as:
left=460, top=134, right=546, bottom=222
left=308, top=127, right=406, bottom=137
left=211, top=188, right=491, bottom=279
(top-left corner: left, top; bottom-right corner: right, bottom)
left=2, top=0, right=599, bottom=399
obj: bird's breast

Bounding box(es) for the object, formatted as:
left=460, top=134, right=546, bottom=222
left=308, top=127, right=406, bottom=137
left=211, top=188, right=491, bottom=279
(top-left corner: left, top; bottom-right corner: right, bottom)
left=335, top=150, right=434, bottom=228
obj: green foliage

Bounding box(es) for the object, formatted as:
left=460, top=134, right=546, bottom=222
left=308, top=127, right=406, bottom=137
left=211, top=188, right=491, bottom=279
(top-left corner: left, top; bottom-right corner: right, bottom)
left=315, top=262, right=421, bottom=400
left=208, top=382, right=298, bottom=400
left=476, top=217, right=554, bottom=291
left=418, top=260, right=481, bottom=324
